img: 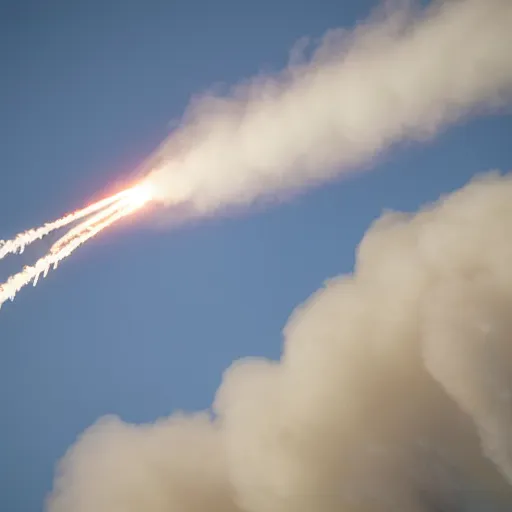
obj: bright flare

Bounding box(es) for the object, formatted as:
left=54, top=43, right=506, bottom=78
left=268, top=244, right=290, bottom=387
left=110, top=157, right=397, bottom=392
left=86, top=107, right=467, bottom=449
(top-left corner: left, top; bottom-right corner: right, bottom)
left=124, top=182, right=155, bottom=208
left=0, top=181, right=154, bottom=309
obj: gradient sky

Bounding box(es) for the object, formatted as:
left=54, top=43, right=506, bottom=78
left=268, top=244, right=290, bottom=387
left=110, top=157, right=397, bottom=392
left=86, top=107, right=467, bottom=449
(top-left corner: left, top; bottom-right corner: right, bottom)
left=1, top=0, right=511, bottom=510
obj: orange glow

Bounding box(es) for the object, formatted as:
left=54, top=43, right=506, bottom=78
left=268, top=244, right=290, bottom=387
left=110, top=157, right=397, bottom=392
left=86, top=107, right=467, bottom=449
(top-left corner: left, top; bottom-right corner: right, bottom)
left=124, top=181, right=155, bottom=209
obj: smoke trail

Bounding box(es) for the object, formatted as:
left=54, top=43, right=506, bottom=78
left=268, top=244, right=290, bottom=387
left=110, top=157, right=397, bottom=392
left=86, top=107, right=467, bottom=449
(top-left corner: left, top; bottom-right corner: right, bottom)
left=146, top=0, right=512, bottom=213
left=0, top=189, right=131, bottom=260
left=47, top=171, right=512, bottom=512
left=47, top=201, right=127, bottom=255
left=0, top=181, right=154, bottom=309
left=0, top=202, right=143, bottom=309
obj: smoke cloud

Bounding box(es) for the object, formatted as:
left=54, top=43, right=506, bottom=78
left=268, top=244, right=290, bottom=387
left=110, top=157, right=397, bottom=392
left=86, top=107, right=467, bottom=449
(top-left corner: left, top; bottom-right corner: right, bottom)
left=47, top=172, right=512, bottom=511
left=46, top=1, right=512, bottom=510
left=147, top=0, right=512, bottom=213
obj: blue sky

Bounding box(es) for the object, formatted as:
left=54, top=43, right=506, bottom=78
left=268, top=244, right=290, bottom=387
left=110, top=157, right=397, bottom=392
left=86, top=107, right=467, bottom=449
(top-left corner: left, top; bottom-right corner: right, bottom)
left=1, top=0, right=511, bottom=510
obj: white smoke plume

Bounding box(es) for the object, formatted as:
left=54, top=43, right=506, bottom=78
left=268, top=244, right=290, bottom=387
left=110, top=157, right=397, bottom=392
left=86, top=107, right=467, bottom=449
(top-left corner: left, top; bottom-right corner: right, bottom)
left=147, top=0, right=512, bottom=213
left=47, top=172, right=512, bottom=512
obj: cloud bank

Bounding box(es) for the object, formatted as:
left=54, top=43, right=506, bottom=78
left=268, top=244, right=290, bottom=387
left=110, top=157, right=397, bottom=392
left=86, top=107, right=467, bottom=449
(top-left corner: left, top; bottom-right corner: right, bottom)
left=48, top=171, right=512, bottom=512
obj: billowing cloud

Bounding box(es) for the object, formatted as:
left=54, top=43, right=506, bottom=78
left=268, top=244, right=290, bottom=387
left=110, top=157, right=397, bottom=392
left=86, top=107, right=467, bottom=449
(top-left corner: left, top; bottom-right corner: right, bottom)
left=48, top=172, right=512, bottom=512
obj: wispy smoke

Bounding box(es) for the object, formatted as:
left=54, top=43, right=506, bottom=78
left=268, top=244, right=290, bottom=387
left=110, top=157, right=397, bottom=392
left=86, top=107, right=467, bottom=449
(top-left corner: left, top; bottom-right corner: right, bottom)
left=147, top=0, right=512, bottom=213
left=47, top=172, right=512, bottom=511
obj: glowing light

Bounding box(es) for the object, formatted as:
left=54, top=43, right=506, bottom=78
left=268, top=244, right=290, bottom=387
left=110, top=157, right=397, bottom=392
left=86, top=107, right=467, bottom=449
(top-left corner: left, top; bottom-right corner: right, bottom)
left=124, top=181, right=155, bottom=209
left=0, top=179, right=157, bottom=310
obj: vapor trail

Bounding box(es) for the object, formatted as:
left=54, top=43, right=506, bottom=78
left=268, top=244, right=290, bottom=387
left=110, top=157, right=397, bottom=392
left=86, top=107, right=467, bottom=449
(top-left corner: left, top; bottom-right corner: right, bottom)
left=0, top=200, right=146, bottom=309
left=147, top=0, right=512, bottom=213
left=49, top=200, right=132, bottom=254
left=0, top=189, right=131, bottom=260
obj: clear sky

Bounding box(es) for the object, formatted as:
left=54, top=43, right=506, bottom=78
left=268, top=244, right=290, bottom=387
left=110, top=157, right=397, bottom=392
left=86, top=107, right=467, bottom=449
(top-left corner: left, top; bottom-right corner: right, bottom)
left=1, top=0, right=511, bottom=510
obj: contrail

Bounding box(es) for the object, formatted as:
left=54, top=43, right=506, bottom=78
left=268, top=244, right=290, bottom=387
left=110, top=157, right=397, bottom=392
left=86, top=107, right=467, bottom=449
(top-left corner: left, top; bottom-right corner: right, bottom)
left=0, top=203, right=142, bottom=308
left=146, top=0, right=512, bottom=213
left=49, top=196, right=141, bottom=255
left=0, top=183, right=153, bottom=308
left=0, top=189, right=132, bottom=260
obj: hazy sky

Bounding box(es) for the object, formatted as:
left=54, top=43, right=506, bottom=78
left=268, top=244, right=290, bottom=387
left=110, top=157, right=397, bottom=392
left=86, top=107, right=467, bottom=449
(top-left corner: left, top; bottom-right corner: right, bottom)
left=1, top=0, right=511, bottom=510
